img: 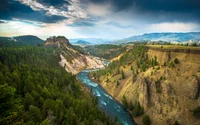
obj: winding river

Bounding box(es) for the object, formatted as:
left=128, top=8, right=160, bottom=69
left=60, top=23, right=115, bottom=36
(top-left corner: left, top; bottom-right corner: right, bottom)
left=77, top=70, right=136, bottom=125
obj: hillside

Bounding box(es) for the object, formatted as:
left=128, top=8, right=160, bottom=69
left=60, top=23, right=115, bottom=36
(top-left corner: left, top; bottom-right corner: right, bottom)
left=44, top=36, right=105, bottom=74
left=112, top=32, right=200, bottom=44
left=0, top=35, right=44, bottom=47
left=0, top=44, right=114, bottom=124
left=90, top=44, right=200, bottom=125
left=85, top=44, right=127, bottom=59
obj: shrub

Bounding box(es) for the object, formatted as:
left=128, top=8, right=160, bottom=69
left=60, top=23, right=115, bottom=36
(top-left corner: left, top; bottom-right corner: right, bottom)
left=121, top=70, right=125, bottom=79
left=132, top=101, right=144, bottom=117
left=174, top=58, right=179, bottom=64
left=192, top=106, right=200, bottom=118
left=117, top=81, right=120, bottom=86
left=143, top=114, right=150, bottom=125
left=173, top=121, right=180, bottom=125
left=169, top=61, right=175, bottom=68
left=163, top=62, right=166, bottom=66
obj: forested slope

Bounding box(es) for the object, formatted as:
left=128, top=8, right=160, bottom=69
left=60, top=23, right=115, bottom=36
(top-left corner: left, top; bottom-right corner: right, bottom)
left=0, top=35, right=44, bottom=47
left=0, top=45, right=113, bottom=124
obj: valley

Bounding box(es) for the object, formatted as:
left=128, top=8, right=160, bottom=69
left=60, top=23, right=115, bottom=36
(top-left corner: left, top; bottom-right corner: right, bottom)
left=0, top=35, right=200, bottom=125
left=1, top=0, right=200, bottom=124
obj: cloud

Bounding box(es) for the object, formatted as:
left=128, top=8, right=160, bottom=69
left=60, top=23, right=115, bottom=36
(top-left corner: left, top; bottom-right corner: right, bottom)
left=149, top=22, right=200, bottom=32
left=0, top=20, right=8, bottom=24
left=68, top=20, right=95, bottom=27
left=36, top=0, right=70, bottom=8
left=106, top=21, right=133, bottom=28
left=0, top=0, right=200, bottom=39
left=86, top=3, right=111, bottom=16
left=18, top=0, right=89, bottom=22
left=0, top=0, right=67, bottom=23
left=87, top=0, right=200, bottom=23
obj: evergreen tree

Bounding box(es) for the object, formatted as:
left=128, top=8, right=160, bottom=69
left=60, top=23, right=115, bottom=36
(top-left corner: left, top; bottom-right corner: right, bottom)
left=143, top=114, right=150, bottom=125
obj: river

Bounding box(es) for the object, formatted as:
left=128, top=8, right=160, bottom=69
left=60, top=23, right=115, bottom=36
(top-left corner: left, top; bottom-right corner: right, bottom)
left=77, top=70, right=136, bottom=125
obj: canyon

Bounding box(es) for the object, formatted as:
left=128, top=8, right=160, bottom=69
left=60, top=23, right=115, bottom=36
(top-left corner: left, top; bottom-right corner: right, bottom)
left=93, top=45, right=200, bottom=125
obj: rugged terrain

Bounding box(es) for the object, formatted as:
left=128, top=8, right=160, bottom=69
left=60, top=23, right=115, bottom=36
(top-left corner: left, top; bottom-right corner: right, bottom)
left=45, top=36, right=105, bottom=74
left=91, top=45, right=200, bottom=125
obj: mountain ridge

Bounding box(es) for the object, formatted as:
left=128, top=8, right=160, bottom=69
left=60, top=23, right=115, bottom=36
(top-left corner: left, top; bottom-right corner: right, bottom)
left=0, top=35, right=44, bottom=46
left=112, top=32, right=200, bottom=44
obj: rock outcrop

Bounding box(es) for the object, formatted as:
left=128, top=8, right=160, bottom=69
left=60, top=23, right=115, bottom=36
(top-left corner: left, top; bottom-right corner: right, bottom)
left=59, top=54, right=105, bottom=74
left=45, top=36, right=71, bottom=48
left=45, top=36, right=105, bottom=74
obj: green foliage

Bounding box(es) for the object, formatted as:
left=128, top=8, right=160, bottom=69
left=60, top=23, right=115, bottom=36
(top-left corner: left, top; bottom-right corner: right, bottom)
left=92, top=45, right=147, bottom=78
left=192, top=106, right=200, bottom=118
left=121, top=70, right=125, bottom=79
left=28, top=105, right=42, bottom=123
left=85, top=44, right=126, bottom=59
left=169, top=61, right=175, bottom=68
left=131, top=65, right=133, bottom=70
left=117, top=81, right=120, bottom=86
left=191, top=43, right=198, bottom=47
left=164, top=62, right=167, bottom=66
left=173, top=121, right=180, bottom=125
left=174, top=58, right=179, bottom=64
left=122, top=95, right=128, bottom=108
left=0, top=84, right=18, bottom=117
left=72, top=45, right=87, bottom=54
left=0, top=46, right=112, bottom=125
left=142, top=114, right=151, bottom=125
left=132, top=101, right=144, bottom=117
left=142, top=64, right=146, bottom=72
left=0, top=84, right=23, bottom=124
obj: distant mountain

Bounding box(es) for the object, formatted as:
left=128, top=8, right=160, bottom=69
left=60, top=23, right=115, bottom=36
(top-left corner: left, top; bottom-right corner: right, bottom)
left=0, top=35, right=44, bottom=47
left=75, top=40, right=91, bottom=45
left=112, top=32, right=200, bottom=44
left=69, top=38, right=110, bottom=45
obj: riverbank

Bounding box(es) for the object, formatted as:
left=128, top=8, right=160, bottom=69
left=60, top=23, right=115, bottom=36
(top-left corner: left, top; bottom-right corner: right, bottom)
left=77, top=70, right=136, bottom=125
left=88, top=71, right=138, bottom=125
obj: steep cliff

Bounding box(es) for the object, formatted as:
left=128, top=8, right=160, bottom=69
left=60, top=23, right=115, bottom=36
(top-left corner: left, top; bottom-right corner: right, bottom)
left=45, top=36, right=105, bottom=74
left=93, top=45, right=200, bottom=125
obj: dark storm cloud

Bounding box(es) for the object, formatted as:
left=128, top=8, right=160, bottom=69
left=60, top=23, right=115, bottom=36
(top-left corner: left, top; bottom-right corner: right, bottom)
left=87, top=0, right=200, bottom=22
left=0, top=0, right=67, bottom=23
left=36, top=0, right=70, bottom=11
left=88, top=0, right=200, bottom=13
left=87, top=0, right=134, bottom=11
left=37, top=0, right=70, bottom=7
left=134, top=0, right=200, bottom=13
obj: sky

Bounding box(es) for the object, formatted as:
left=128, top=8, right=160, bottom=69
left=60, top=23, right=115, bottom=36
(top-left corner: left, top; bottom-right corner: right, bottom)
left=0, top=0, right=200, bottom=40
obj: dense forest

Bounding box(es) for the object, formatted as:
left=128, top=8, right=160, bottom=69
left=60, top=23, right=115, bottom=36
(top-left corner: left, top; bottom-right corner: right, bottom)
left=0, top=44, right=115, bottom=125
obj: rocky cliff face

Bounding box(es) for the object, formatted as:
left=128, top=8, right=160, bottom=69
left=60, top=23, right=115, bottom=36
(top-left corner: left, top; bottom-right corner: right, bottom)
left=45, top=36, right=105, bottom=74
left=59, top=54, right=105, bottom=74
left=45, top=36, right=71, bottom=48
left=97, top=46, right=200, bottom=125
